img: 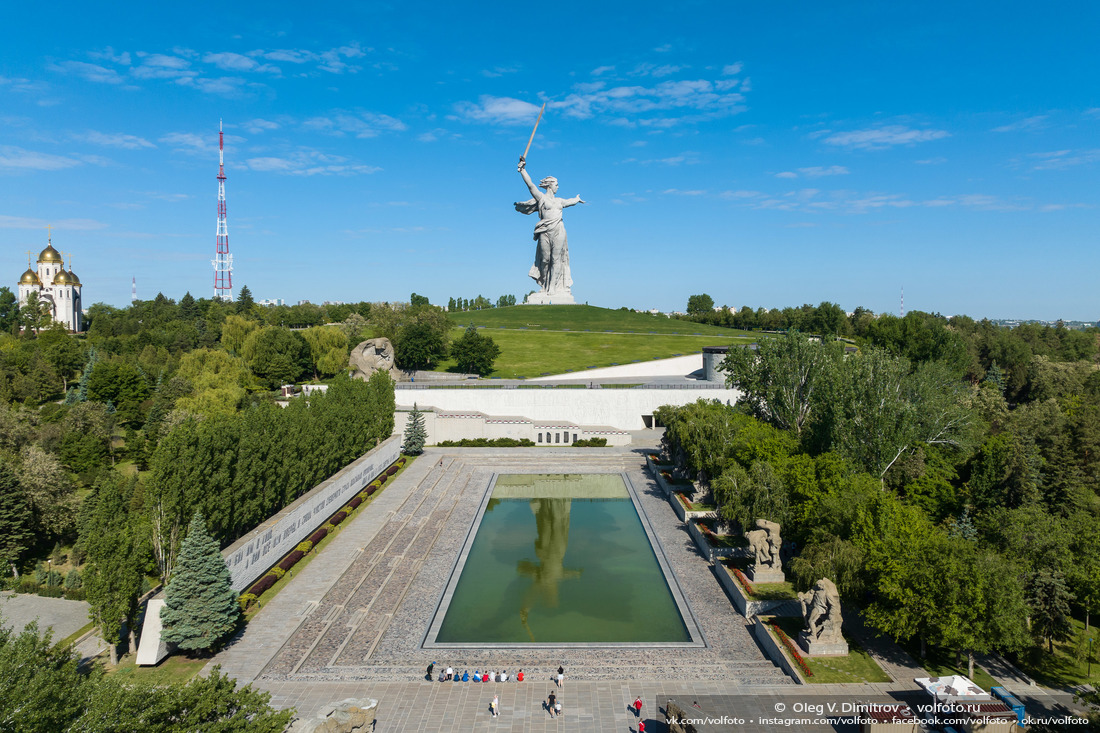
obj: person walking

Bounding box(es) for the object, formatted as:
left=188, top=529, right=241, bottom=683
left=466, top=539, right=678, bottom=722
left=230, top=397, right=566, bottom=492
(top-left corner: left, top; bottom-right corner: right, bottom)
left=426, top=662, right=434, bottom=681
left=490, top=694, right=499, bottom=718
left=547, top=692, right=557, bottom=718
left=556, top=665, right=564, bottom=688
left=633, top=697, right=643, bottom=718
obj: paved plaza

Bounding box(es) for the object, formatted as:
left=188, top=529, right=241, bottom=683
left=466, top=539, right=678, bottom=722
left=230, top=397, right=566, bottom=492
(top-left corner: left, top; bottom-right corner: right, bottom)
left=207, top=446, right=1084, bottom=730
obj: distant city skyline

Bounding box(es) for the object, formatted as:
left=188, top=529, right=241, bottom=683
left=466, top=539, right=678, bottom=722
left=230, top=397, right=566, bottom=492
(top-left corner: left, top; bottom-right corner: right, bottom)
left=1, top=2, right=1097, bottom=321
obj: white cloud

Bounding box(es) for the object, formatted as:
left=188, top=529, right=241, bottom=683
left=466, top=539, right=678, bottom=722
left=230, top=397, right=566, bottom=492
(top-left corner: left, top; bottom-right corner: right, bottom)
left=0, top=76, right=46, bottom=94
left=799, top=165, right=849, bottom=177
left=481, top=66, right=519, bottom=78
left=722, top=63, right=743, bottom=75
left=624, top=151, right=700, bottom=166
left=49, top=61, right=127, bottom=85
left=549, top=77, right=746, bottom=127
left=662, top=188, right=706, bottom=195
left=992, top=115, right=1048, bottom=133
left=823, top=125, right=949, bottom=150
left=204, top=52, right=279, bottom=74
left=88, top=47, right=131, bottom=65
left=915, top=157, right=947, bottom=165
left=775, top=171, right=798, bottom=179
left=243, top=118, right=280, bottom=134
left=1029, top=149, right=1100, bottom=170
left=246, top=149, right=380, bottom=176
left=74, top=130, right=155, bottom=149
left=454, top=96, right=542, bottom=125
left=303, top=111, right=407, bottom=138
left=591, top=65, right=615, bottom=76
left=0, top=146, right=84, bottom=171
left=177, top=76, right=248, bottom=96
left=159, top=132, right=212, bottom=155
left=0, top=214, right=107, bottom=230
left=131, top=53, right=196, bottom=81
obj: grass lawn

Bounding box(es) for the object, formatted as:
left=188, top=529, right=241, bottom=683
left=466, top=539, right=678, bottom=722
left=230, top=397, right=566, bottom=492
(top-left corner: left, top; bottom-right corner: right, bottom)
left=675, top=493, right=714, bottom=512
left=106, top=653, right=207, bottom=685
left=1013, top=617, right=1100, bottom=688
left=432, top=328, right=754, bottom=379
left=770, top=616, right=891, bottom=684
left=447, top=304, right=752, bottom=336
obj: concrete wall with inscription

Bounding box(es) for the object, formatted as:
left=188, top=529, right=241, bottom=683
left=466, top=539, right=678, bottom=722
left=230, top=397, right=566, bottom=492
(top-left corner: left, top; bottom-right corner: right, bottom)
left=222, top=435, right=402, bottom=592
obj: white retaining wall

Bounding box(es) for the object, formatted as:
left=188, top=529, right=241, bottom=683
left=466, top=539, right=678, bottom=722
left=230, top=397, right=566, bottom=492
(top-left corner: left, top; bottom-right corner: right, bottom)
left=394, top=386, right=741, bottom=431
left=222, top=435, right=402, bottom=592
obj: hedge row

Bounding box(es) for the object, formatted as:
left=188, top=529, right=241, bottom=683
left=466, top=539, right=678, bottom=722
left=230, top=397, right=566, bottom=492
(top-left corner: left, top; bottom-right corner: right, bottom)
left=242, top=457, right=408, bottom=609
left=436, top=438, right=536, bottom=447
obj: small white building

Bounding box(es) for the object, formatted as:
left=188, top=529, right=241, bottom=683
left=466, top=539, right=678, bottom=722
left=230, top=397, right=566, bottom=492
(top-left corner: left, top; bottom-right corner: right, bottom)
left=17, top=237, right=83, bottom=332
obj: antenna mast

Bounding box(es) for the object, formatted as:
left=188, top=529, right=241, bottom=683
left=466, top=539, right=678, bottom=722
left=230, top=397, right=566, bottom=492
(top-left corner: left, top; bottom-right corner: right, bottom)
left=212, top=119, right=234, bottom=301
left=132, top=276, right=137, bottom=304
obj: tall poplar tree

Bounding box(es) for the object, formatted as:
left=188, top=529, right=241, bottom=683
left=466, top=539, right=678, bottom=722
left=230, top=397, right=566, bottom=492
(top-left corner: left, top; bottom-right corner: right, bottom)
left=0, top=461, right=33, bottom=577
left=161, top=513, right=239, bottom=653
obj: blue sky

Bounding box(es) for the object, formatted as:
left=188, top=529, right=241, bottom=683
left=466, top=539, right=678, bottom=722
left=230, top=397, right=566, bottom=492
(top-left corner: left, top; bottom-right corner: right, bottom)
left=1, top=2, right=1097, bottom=320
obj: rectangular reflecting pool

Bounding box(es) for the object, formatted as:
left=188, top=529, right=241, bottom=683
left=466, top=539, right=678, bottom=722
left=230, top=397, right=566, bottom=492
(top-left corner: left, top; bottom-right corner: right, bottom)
left=426, top=473, right=697, bottom=646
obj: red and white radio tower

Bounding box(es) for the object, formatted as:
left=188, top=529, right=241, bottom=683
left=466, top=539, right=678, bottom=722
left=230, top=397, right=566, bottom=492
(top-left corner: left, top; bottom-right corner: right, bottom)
left=212, top=119, right=233, bottom=301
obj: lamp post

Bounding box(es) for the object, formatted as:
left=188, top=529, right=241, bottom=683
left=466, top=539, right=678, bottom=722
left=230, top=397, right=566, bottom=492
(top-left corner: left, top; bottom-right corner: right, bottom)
left=1089, top=637, right=1094, bottom=680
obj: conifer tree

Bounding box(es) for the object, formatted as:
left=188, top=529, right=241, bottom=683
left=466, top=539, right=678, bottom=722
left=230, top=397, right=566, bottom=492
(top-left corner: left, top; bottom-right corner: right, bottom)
left=161, top=513, right=240, bottom=653
left=0, top=461, right=33, bottom=577
left=403, top=404, right=426, bottom=455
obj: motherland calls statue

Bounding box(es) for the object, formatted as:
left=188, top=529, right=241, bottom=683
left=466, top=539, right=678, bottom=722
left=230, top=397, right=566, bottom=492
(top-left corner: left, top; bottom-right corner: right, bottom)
left=744, top=518, right=784, bottom=583
left=797, top=578, right=848, bottom=656
left=514, top=158, right=584, bottom=305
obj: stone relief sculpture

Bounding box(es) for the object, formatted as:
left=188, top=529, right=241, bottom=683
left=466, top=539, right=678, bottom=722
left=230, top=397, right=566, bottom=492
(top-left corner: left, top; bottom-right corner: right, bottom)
left=797, top=577, right=848, bottom=655
left=514, top=158, right=584, bottom=304
left=349, top=337, right=396, bottom=380
left=744, top=518, right=784, bottom=582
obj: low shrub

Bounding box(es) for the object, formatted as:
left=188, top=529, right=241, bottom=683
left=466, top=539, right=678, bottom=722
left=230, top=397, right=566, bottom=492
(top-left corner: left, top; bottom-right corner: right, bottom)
left=396, top=456, right=407, bottom=466
left=64, top=568, right=81, bottom=590
left=269, top=567, right=286, bottom=579
left=322, top=523, right=335, bottom=532
left=347, top=496, right=362, bottom=509
left=250, top=574, right=276, bottom=596
left=238, top=593, right=258, bottom=612
left=278, top=550, right=304, bottom=571
left=571, top=437, right=608, bottom=447
left=309, top=527, right=328, bottom=544
left=436, top=438, right=536, bottom=447
left=366, top=486, right=377, bottom=496
left=330, top=510, right=348, bottom=525
left=296, top=541, right=313, bottom=553
left=63, top=588, right=86, bottom=601
left=385, top=465, right=399, bottom=476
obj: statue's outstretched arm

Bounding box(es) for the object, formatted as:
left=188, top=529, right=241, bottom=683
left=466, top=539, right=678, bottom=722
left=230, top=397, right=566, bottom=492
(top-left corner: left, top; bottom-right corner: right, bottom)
left=562, top=195, right=586, bottom=207
left=518, top=159, right=541, bottom=199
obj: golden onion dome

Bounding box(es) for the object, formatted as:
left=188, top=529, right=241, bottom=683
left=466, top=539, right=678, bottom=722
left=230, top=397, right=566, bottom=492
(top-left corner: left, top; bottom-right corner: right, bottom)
left=20, top=268, right=41, bottom=285
left=53, top=269, right=74, bottom=285
left=67, top=269, right=81, bottom=285
left=38, top=244, right=63, bottom=263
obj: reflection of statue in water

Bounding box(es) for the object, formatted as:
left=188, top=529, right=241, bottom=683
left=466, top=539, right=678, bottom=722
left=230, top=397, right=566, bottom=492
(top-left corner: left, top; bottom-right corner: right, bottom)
left=514, top=158, right=584, bottom=304
left=516, top=498, right=582, bottom=641
left=799, top=578, right=844, bottom=644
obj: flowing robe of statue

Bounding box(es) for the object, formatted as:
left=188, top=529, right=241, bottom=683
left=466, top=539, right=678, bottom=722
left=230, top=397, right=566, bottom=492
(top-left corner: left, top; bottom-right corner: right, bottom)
left=515, top=159, right=584, bottom=301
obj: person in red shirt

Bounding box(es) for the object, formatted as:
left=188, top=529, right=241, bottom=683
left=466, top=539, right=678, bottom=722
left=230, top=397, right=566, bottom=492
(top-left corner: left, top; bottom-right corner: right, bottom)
left=517, top=669, right=524, bottom=682
left=638, top=720, right=645, bottom=732
left=633, top=697, right=643, bottom=717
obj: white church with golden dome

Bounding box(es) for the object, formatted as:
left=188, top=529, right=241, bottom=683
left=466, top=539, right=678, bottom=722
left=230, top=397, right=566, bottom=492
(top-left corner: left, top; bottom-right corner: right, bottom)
left=17, top=234, right=84, bottom=332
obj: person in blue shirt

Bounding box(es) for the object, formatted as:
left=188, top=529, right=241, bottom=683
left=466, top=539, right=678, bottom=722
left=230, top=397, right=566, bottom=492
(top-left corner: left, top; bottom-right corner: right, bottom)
left=462, top=670, right=469, bottom=682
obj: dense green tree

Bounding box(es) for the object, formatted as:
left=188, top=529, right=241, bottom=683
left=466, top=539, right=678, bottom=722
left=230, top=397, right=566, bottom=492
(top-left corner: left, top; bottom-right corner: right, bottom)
left=174, top=348, right=250, bottom=416
left=241, top=326, right=309, bottom=388
left=178, top=291, right=198, bottom=320
left=219, top=314, right=259, bottom=355
left=302, top=325, right=349, bottom=379
left=450, top=326, right=501, bottom=376
left=393, top=321, right=448, bottom=370
left=82, top=473, right=142, bottom=664
left=721, top=332, right=843, bottom=439
left=161, top=513, right=240, bottom=653
left=0, top=287, right=19, bottom=334
left=0, top=622, right=91, bottom=732
left=1028, top=569, right=1076, bottom=654
left=0, top=460, right=33, bottom=577
left=235, top=285, right=254, bottom=314
left=410, top=292, right=430, bottom=307
left=18, top=445, right=77, bottom=540
left=686, top=293, right=714, bottom=315
left=403, top=404, right=427, bottom=455
left=20, top=290, right=52, bottom=334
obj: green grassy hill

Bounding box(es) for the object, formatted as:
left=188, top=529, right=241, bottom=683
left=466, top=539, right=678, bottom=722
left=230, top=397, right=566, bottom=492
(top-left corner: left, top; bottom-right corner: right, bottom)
left=446, top=304, right=741, bottom=336
left=438, top=305, right=756, bottom=378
